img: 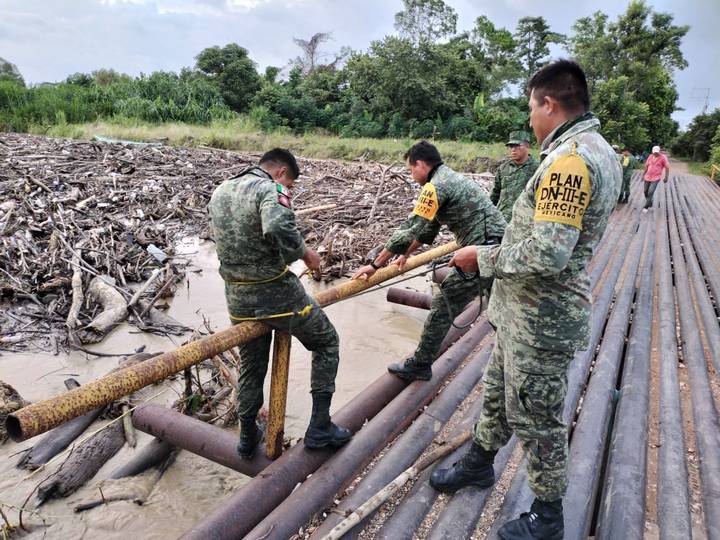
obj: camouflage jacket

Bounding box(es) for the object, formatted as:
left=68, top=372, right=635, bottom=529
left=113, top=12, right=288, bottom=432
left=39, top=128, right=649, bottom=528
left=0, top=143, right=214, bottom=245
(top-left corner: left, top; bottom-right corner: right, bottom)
left=208, top=167, right=306, bottom=282
left=490, top=155, right=539, bottom=222
left=621, top=154, right=638, bottom=182
left=476, top=114, right=621, bottom=352
left=385, top=164, right=506, bottom=254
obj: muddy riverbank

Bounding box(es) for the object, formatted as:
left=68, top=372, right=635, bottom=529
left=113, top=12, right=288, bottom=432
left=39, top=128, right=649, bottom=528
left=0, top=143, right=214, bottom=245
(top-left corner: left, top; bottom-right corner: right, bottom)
left=0, top=240, right=432, bottom=539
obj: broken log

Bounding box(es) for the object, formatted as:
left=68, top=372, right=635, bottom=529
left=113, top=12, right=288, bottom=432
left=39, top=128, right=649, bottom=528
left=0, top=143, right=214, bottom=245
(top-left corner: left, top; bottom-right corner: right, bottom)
left=77, top=275, right=128, bottom=343
left=18, top=379, right=104, bottom=470
left=37, top=420, right=126, bottom=504
left=110, top=438, right=176, bottom=480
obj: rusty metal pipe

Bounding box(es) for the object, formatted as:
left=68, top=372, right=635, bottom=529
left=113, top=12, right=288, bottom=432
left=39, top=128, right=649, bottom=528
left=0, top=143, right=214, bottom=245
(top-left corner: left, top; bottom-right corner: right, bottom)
left=431, top=266, right=452, bottom=283
left=7, top=242, right=458, bottom=442
left=386, top=287, right=432, bottom=310
left=182, top=318, right=491, bottom=540
left=131, top=404, right=272, bottom=475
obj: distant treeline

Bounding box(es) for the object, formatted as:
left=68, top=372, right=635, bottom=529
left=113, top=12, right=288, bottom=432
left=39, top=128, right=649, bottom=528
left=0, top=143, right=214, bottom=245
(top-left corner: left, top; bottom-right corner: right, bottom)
left=0, top=0, right=690, bottom=150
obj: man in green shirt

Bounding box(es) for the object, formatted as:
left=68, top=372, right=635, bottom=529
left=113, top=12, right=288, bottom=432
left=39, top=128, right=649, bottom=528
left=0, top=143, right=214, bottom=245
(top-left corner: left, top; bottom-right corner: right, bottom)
left=490, top=131, right=539, bottom=222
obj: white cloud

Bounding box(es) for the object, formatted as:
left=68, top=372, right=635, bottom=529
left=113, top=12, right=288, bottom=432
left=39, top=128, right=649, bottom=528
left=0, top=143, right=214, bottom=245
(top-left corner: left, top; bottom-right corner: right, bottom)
left=225, top=0, right=271, bottom=11
left=98, top=0, right=148, bottom=5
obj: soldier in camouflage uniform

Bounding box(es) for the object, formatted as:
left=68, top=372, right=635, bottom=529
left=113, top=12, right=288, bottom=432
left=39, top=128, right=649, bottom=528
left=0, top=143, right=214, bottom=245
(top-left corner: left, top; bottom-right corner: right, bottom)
left=208, top=148, right=352, bottom=459
left=618, top=146, right=637, bottom=204
left=430, top=60, right=621, bottom=540
left=352, top=141, right=506, bottom=382
left=491, top=131, right=539, bottom=222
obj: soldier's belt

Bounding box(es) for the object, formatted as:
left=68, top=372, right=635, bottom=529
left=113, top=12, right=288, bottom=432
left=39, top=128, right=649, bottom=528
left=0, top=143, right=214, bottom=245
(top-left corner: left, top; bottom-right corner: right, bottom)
left=226, top=265, right=289, bottom=285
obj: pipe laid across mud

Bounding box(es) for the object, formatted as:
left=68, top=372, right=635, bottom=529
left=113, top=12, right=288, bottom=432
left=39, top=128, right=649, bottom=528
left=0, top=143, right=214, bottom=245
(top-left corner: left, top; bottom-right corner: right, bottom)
left=132, top=404, right=272, bottom=475
left=182, top=319, right=491, bottom=540
left=7, top=242, right=458, bottom=442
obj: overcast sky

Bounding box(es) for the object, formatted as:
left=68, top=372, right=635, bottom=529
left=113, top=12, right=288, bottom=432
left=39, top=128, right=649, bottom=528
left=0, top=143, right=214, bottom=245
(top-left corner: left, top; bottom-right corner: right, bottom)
left=1, top=0, right=717, bottom=129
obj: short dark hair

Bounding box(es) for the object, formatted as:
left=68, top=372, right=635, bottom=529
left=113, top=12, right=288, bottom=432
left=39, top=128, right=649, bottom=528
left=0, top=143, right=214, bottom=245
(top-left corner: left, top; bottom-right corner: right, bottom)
left=528, top=59, right=590, bottom=114
left=259, top=148, right=300, bottom=180
left=404, top=141, right=443, bottom=166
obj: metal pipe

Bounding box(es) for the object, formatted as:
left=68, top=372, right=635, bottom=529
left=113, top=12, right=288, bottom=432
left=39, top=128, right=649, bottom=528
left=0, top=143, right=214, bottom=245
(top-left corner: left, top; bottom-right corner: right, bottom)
left=661, top=182, right=720, bottom=538
left=431, top=266, right=451, bottom=284
left=309, top=343, right=493, bottom=539
left=7, top=242, right=458, bottom=442
left=568, top=218, right=651, bottom=540
left=653, top=187, right=692, bottom=540
left=427, top=437, right=518, bottom=540
left=672, top=183, right=720, bottom=367
left=484, top=204, right=641, bottom=539
left=243, top=324, right=493, bottom=540
left=132, top=404, right=272, bottom=475
left=181, top=319, right=491, bottom=540
left=374, top=406, right=484, bottom=540
left=386, top=287, right=432, bottom=310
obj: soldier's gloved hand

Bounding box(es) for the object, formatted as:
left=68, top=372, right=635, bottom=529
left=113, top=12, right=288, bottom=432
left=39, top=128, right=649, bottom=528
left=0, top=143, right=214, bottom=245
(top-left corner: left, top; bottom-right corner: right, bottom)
left=448, top=246, right=478, bottom=273
left=352, top=265, right=376, bottom=280
left=303, top=248, right=322, bottom=271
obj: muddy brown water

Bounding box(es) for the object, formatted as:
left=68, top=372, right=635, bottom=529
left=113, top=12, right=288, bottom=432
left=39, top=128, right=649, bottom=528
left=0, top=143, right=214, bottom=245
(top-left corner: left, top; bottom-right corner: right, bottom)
left=0, top=240, right=430, bottom=538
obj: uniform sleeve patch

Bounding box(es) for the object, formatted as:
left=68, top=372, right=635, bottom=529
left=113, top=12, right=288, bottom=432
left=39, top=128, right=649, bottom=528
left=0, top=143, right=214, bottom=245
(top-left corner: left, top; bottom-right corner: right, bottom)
left=276, top=183, right=292, bottom=208
left=534, top=153, right=591, bottom=230
left=413, top=183, right=439, bottom=220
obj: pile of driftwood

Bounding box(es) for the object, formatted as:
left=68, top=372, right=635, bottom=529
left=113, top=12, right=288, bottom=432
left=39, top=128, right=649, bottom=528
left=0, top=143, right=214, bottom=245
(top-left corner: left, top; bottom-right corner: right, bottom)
left=0, top=133, right=495, bottom=352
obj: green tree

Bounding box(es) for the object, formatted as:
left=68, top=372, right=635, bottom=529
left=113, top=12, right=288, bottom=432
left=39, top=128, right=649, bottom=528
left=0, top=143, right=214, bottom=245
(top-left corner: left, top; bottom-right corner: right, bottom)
left=514, top=16, right=565, bottom=84
left=344, top=36, right=478, bottom=124
left=592, top=76, right=650, bottom=150
left=671, top=109, right=720, bottom=161
left=394, top=0, right=458, bottom=45
left=195, top=43, right=261, bottom=112
left=92, top=69, right=131, bottom=87
left=0, top=57, right=25, bottom=87
left=471, top=16, right=522, bottom=96
left=568, top=1, right=688, bottom=147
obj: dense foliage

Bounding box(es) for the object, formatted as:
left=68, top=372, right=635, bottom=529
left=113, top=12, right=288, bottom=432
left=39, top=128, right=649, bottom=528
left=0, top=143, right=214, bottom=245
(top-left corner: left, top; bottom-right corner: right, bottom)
left=0, top=0, right=688, bottom=148
left=672, top=109, right=720, bottom=162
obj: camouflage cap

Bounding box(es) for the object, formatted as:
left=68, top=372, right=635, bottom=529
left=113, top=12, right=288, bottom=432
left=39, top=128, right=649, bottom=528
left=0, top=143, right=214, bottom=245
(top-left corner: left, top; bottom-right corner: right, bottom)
left=506, top=130, right=532, bottom=146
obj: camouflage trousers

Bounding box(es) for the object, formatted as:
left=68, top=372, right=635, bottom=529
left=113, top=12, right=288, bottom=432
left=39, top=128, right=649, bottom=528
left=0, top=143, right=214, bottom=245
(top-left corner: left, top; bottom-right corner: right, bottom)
left=618, top=174, right=632, bottom=203
left=411, top=268, right=492, bottom=367
left=473, top=332, right=573, bottom=501
left=224, top=275, right=340, bottom=420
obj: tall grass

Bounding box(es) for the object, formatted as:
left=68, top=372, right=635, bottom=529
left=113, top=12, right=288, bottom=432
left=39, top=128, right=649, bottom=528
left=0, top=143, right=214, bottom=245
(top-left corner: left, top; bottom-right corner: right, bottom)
left=37, top=118, right=510, bottom=171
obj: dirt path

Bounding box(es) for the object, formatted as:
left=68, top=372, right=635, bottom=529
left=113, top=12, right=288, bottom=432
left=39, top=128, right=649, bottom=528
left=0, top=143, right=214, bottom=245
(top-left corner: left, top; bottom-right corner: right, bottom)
left=669, top=158, right=690, bottom=175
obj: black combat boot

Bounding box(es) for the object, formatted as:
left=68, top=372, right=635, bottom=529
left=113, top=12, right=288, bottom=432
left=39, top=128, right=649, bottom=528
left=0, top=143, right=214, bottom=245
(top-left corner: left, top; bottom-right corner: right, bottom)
left=497, top=498, right=564, bottom=540
left=429, top=441, right=496, bottom=493
left=304, top=392, right=353, bottom=450
left=387, top=357, right=432, bottom=382
left=237, top=417, right=263, bottom=460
